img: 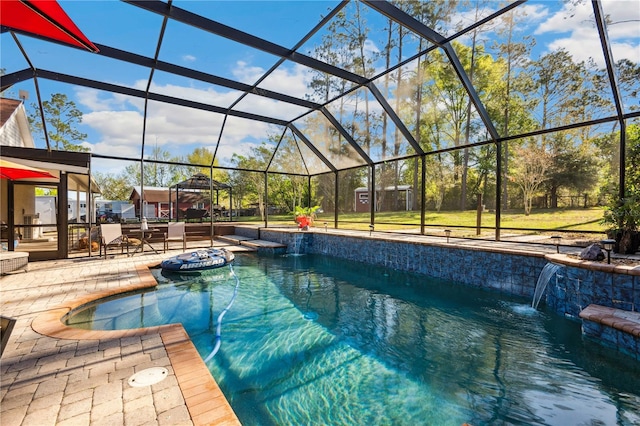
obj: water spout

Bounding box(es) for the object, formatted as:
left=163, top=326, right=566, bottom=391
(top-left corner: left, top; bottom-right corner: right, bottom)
left=532, top=263, right=562, bottom=309
left=290, top=233, right=304, bottom=256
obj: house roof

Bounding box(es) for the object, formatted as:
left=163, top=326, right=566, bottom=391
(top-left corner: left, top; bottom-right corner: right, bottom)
left=0, top=98, right=21, bottom=127
left=0, top=98, right=34, bottom=148
left=355, top=185, right=412, bottom=192
left=172, top=173, right=232, bottom=190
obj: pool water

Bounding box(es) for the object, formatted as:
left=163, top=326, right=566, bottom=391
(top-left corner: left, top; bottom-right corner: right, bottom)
left=66, top=253, right=640, bottom=425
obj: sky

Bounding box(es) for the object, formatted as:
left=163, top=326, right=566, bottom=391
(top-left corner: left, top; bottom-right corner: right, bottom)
left=2, top=0, right=639, bottom=175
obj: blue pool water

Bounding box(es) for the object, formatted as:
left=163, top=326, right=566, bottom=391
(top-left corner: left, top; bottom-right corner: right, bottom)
left=66, top=253, right=640, bottom=425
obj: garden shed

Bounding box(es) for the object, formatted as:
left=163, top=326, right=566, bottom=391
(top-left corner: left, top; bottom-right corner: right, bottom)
left=355, top=185, right=413, bottom=213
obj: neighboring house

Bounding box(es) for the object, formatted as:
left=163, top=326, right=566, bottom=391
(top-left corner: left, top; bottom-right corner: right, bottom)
left=1, top=98, right=96, bottom=260
left=129, top=186, right=209, bottom=219
left=94, top=199, right=135, bottom=223
left=1, top=98, right=38, bottom=227
left=0, top=98, right=35, bottom=148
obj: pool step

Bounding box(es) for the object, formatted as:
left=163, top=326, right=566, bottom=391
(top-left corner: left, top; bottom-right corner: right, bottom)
left=217, top=235, right=255, bottom=245
left=216, top=235, right=287, bottom=254
left=580, top=304, right=640, bottom=360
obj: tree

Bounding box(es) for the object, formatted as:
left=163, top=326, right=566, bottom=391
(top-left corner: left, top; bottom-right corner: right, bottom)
left=92, top=171, right=132, bottom=201
left=185, top=147, right=229, bottom=184
left=509, top=142, right=551, bottom=215
left=626, top=124, right=640, bottom=194
left=124, top=146, right=183, bottom=188
left=28, top=93, right=89, bottom=152
left=544, top=132, right=600, bottom=207
left=491, top=7, right=537, bottom=210
left=230, top=144, right=272, bottom=219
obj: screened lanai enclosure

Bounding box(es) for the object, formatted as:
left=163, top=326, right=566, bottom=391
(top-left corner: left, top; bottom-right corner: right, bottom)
left=2, top=0, right=639, bottom=245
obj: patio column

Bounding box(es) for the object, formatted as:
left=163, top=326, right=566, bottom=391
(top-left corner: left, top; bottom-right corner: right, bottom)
left=495, top=141, right=502, bottom=242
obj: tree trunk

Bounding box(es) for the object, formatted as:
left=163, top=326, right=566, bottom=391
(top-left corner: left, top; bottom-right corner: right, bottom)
left=550, top=185, right=558, bottom=208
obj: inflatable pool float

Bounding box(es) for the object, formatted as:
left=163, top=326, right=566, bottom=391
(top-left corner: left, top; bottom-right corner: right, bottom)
left=160, top=248, right=234, bottom=273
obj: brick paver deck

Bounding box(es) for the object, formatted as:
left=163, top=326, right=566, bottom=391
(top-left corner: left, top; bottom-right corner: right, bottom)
left=1, top=243, right=242, bottom=426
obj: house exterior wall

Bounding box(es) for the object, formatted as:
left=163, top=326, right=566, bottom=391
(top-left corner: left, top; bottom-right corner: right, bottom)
left=0, top=102, right=34, bottom=148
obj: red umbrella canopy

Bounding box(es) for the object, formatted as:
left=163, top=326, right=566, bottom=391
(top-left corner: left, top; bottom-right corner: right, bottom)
left=0, top=0, right=99, bottom=52
left=0, top=159, right=56, bottom=180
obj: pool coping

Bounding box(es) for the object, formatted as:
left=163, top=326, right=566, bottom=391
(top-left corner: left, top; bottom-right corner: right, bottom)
left=30, top=263, right=240, bottom=426
left=546, top=253, right=640, bottom=275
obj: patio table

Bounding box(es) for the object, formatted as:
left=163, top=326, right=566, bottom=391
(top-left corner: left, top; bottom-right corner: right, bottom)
left=129, top=228, right=161, bottom=255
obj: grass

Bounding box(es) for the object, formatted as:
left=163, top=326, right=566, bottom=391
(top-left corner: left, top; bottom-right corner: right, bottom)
left=238, top=207, right=607, bottom=234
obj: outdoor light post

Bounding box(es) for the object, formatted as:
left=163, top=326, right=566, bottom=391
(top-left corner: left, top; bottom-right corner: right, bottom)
left=445, top=229, right=451, bottom=243
left=602, top=239, right=615, bottom=264
left=324, top=222, right=328, bottom=232
left=551, top=235, right=562, bottom=253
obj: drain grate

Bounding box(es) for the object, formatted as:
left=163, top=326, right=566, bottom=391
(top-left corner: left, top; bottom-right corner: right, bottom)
left=127, top=367, right=169, bottom=387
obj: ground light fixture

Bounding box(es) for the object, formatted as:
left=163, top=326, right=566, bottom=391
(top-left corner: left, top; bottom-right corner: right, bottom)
left=369, top=224, right=374, bottom=236
left=445, top=229, right=451, bottom=243
left=324, top=222, right=328, bottom=232
left=551, top=235, right=562, bottom=253
left=601, top=239, right=615, bottom=264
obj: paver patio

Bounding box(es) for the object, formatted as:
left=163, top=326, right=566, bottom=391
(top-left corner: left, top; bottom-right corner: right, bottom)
left=1, top=241, right=244, bottom=426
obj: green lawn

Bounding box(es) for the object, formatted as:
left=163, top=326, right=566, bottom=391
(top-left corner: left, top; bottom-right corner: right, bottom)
left=241, top=207, right=607, bottom=234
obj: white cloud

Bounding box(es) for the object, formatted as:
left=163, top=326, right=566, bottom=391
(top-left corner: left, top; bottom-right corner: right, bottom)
left=234, top=60, right=312, bottom=98
left=182, top=54, right=196, bottom=62
left=534, top=1, right=639, bottom=66
left=75, top=75, right=287, bottom=171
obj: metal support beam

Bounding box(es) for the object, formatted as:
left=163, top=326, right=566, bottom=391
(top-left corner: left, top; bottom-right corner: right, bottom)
left=289, top=125, right=337, bottom=173
left=593, top=0, right=627, bottom=199
left=334, top=171, right=339, bottom=229
left=367, top=82, right=424, bottom=155
left=420, top=155, right=426, bottom=235
left=93, top=44, right=320, bottom=110
left=0, top=68, right=32, bottom=92
left=125, top=0, right=367, bottom=85
left=495, top=142, right=502, bottom=241
left=363, top=0, right=500, bottom=141
left=33, top=70, right=289, bottom=126
left=320, top=107, right=373, bottom=165
left=370, top=165, right=376, bottom=227
left=264, top=172, right=269, bottom=228
left=307, top=175, right=312, bottom=211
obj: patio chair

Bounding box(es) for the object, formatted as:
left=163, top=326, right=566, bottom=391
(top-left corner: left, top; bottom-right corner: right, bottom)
left=164, top=222, right=187, bottom=252
left=99, top=223, right=129, bottom=257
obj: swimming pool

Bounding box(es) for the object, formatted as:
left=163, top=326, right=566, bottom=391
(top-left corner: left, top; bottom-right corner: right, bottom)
left=66, top=253, right=640, bottom=425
